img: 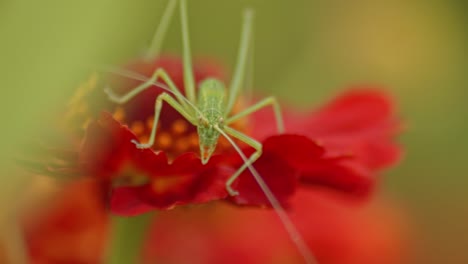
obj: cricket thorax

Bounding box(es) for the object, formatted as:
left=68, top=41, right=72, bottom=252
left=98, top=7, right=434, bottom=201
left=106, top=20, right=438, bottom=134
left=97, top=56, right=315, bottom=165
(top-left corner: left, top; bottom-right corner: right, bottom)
left=197, top=78, right=226, bottom=164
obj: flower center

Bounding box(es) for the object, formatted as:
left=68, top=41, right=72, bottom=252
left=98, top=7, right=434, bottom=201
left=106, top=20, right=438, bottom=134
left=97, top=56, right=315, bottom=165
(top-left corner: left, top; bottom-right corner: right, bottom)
left=112, top=100, right=249, bottom=160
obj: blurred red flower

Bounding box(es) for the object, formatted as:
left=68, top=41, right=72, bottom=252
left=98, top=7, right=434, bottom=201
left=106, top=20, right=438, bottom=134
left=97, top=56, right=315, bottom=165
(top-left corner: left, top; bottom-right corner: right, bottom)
left=252, top=88, right=401, bottom=195
left=19, top=180, right=411, bottom=264
left=143, top=188, right=412, bottom=264
left=25, top=55, right=401, bottom=216
left=22, top=180, right=108, bottom=264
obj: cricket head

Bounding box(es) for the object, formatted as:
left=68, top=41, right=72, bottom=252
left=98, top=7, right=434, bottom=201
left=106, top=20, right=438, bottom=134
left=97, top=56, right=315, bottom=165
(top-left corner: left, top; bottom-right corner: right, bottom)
left=197, top=115, right=224, bottom=164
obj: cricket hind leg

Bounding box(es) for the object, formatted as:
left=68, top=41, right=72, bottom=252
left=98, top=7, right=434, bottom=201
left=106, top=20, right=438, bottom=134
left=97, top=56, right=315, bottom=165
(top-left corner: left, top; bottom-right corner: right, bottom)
left=225, top=9, right=254, bottom=115
left=179, top=0, right=196, bottom=103
left=222, top=96, right=285, bottom=195
left=226, top=96, right=285, bottom=133
left=217, top=127, right=319, bottom=264
left=144, top=0, right=197, bottom=104
left=225, top=9, right=284, bottom=133
left=222, top=126, right=262, bottom=196
left=132, top=92, right=196, bottom=149
left=145, top=0, right=178, bottom=60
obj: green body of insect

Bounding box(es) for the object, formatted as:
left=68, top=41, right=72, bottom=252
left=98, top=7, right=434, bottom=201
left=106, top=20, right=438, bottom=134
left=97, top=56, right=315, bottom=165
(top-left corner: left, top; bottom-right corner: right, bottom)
left=105, top=0, right=284, bottom=196
left=196, top=78, right=226, bottom=164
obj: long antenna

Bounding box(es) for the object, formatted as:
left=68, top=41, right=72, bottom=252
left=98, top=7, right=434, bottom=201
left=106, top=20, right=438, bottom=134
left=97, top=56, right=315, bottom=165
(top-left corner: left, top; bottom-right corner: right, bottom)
left=215, top=126, right=319, bottom=264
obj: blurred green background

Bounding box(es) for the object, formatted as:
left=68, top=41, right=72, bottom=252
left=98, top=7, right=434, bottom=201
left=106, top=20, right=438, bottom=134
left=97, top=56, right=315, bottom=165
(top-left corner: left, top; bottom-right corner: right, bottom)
left=1, top=0, right=467, bottom=263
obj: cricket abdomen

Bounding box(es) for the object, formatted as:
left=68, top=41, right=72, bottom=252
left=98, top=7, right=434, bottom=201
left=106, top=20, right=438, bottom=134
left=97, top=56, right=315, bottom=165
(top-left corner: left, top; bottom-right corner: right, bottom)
left=197, top=78, right=226, bottom=164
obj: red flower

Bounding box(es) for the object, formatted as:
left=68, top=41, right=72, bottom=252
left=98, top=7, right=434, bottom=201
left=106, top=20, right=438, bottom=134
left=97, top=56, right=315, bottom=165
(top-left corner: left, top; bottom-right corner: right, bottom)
left=252, top=88, right=401, bottom=195
left=142, top=188, right=412, bottom=264
left=22, top=180, right=108, bottom=264
left=18, top=179, right=411, bottom=264
left=81, top=113, right=309, bottom=214
left=26, top=55, right=401, bottom=216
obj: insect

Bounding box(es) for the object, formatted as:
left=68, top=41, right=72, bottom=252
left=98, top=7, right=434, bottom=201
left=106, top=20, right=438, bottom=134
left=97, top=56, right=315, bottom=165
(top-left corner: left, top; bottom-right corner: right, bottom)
left=105, top=0, right=284, bottom=197
left=104, top=0, right=317, bottom=263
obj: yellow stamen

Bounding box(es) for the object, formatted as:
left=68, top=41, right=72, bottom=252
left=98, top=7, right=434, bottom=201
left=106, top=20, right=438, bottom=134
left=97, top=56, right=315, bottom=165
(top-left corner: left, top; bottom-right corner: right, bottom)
left=188, top=133, right=199, bottom=148
left=174, top=137, right=190, bottom=152
left=157, top=132, right=172, bottom=149
left=138, top=135, right=149, bottom=145
left=131, top=121, right=145, bottom=136
left=147, top=115, right=154, bottom=129
left=151, top=176, right=184, bottom=194
left=218, top=137, right=230, bottom=149
left=68, top=73, right=98, bottom=106
left=113, top=107, right=126, bottom=122
left=172, top=119, right=188, bottom=135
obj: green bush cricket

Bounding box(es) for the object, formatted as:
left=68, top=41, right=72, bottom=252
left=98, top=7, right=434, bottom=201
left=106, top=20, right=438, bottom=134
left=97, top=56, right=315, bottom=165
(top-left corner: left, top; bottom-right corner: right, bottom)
left=104, top=1, right=317, bottom=263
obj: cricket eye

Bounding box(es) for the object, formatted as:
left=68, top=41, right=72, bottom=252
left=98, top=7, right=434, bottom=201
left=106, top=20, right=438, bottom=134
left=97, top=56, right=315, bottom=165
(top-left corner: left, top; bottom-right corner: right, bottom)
left=198, top=116, right=209, bottom=127
left=218, top=117, right=224, bottom=126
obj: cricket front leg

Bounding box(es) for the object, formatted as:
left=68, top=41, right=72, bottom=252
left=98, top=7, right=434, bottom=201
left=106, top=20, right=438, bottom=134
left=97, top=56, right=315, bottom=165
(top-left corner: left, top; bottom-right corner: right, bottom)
left=133, top=92, right=196, bottom=149
left=223, top=126, right=262, bottom=196
left=105, top=67, right=192, bottom=111
left=226, top=96, right=284, bottom=133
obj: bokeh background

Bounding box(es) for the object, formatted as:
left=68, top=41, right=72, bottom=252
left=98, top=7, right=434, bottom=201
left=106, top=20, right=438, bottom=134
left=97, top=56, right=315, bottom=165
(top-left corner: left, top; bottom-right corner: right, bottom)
left=1, top=0, right=467, bottom=263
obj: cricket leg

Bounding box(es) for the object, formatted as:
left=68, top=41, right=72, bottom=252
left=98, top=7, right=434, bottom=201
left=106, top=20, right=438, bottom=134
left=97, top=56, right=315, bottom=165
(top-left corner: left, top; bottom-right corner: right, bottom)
left=226, top=96, right=284, bottom=133
left=216, top=127, right=319, bottom=264
left=179, top=0, right=196, bottom=103
left=225, top=8, right=254, bottom=115
left=105, top=67, right=191, bottom=111
left=145, top=0, right=178, bottom=60
left=132, top=92, right=196, bottom=149
left=222, top=126, right=262, bottom=196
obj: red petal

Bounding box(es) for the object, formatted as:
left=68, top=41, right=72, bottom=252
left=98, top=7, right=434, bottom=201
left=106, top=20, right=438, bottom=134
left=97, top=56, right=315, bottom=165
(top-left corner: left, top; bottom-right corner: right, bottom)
left=81, top=113, right=235, bottom=214
left=79, top=112, right=137, bottom=178
left=229, top=135, right=324, bottom=206
left=264, top=135, right=374, bottom=196
left=291, top=89, right=402, bottom=170
left=299, top=157, right=374, bottom=196
left=262, top=134, right=325, bottom=169
left=252, top=89, right=402, bottom=171
left=229, top=150, right=298, bottom=206
left=110, top=187, right=156, bottom=216
left=23, top=180, right=108, bottom=264
left=110, top=162, right=233, bottom=215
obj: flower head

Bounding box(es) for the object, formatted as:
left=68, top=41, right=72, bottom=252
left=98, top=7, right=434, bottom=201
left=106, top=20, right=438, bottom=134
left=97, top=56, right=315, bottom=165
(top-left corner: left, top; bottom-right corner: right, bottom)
left=18, top=178, right=411, bottom=264
left=252, top=87, right=402, bottom=195
left=142, top=188, right=411, bottom=264
left=25, top=55, right=401, bottom=216
left=22, top=180, right=108, bottom=264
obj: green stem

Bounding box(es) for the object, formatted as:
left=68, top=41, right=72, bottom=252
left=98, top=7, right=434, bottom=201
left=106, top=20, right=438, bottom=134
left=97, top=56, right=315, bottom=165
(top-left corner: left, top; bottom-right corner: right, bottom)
left=1, top=212, right=29, bottom=264
left=106, top=212, right=155, bottom=264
